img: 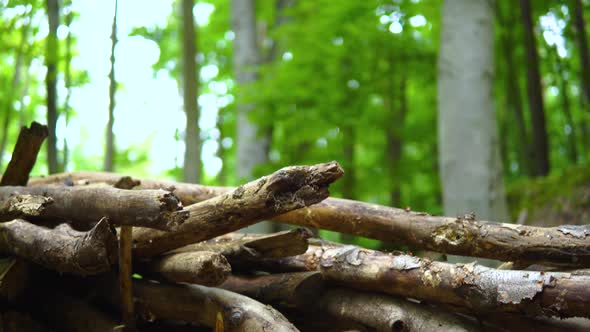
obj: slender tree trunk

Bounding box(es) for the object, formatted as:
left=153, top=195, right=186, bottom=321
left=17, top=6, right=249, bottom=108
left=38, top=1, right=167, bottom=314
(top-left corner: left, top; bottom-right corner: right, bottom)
left=62, top=0, right=73, bottom=172
left=385, top=63, right=407, bottom=207
left=232, top=0, right=271, bottom=233
left=573, top=0, right=590, bottom=109
left=438, top=0, right=509, bottom=221
left=45, top=0, right=59, bottom=174
left=231, top=0, right=268, bottom=181
left=520, top=0, right=550, bottom=176
left=104, top=0, right=118, bottom=172
left=182, top=0, right=201, bottom=184
left=496, top=2, right=531, bottom=175
left=215, top=108, right=227, bottom=185
left=0, top=12, right=30, bottom=170
left=551, top=46, right=578, bottom=163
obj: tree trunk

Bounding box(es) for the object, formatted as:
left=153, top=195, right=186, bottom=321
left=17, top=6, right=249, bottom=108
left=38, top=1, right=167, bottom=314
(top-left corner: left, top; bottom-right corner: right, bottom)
left=551, top=45, right=578, bottom=163
left=232, top=0, right=272, bottom=234
left=0, top=11, right=31, bottom=171
left=573, top=0, right=590, bottom=109
left=62, top=0, right=73, bottom=172
left=0, top=122, right=48, bottom=186
left=520, top=0, right=550, bottom=175
left=496, top=1, right=531, bottom=175
left=45, top=0, right=59, bottom=174
left=104, top=0, right=117, bottom=172
left=438, top=0, right=509, bottom=222
left=182, top=0, right=201, bottom=184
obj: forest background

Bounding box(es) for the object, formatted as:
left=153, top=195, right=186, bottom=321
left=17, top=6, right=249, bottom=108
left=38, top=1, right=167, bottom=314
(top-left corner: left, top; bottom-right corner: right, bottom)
left=1, top=0, right=589, bottom=247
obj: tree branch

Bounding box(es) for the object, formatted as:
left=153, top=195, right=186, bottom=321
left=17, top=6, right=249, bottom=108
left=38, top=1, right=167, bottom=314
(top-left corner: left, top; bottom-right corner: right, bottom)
left=0, top=122, right=48, bottom=186
left=131, top=162, right=343, bottom=257
left=0, top=186, right=187, bottom=230
left=0, top=218, right=117, bottom=275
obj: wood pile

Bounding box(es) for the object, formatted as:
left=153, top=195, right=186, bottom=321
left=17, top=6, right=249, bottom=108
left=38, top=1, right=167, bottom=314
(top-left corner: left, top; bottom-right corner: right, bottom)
left=1, top=123, right=589, bottom=332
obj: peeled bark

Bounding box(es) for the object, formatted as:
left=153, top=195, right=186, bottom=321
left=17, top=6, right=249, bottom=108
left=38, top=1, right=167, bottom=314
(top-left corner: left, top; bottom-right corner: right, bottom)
left=317, top=244, right=590, bottom=318
left=220, top=272, right=324, bottom=308
left=140, top=251, right=231, bottom=286
left=0, top=122, right=48, bottom=186
left=0, top=186, right=187, bottom=230
left=170, top=228, right=312, bottom=264
left=34, top=172, right=590, bottom=267
left=0, top=218, right=116, bottom=275
left=131, top=162, right=343, bottom=257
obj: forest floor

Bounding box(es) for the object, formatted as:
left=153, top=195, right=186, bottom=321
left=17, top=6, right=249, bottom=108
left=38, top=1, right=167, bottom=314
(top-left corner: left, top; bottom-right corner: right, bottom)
left=507, top=164, right=590, bottom=226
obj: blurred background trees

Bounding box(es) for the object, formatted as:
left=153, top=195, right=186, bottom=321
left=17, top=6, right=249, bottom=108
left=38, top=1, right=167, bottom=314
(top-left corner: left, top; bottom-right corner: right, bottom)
left=0, top=0, right=589, bottom=245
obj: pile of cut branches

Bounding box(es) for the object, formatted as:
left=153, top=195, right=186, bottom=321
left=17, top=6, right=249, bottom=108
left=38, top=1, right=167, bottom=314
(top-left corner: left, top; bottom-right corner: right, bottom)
left=1, top=123, right=589, bottom=332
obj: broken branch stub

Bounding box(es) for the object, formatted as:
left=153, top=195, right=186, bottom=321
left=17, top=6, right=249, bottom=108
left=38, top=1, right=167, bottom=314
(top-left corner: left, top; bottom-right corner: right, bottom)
left=0, top=218, right=117, bottom=275
left=131, top=162, right=343, bottom=257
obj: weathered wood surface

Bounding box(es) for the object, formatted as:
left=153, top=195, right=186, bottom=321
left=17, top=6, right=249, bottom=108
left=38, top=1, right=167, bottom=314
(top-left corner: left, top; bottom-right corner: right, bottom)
left=170, top=229, right=312, bottom=270
left=0, top=218, right=117, bottom=275
left=35, top=170, right=590, bottom=267
left=131, top=162, right=343, bottom=258
left=139, top=251, right=231, bottom=286
left=0, top=186, right=187, bottom=230
left=0, top=122, right=48, bottom=186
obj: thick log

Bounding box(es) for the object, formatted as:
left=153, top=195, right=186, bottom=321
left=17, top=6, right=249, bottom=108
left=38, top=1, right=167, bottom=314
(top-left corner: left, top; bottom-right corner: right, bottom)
left=318, top=244, right=590, bottom=318
left=0, top=186, right=187, bottom=230
left=36, top=171, right=590, bottom=267
left=139, top=251, right=231, bottom=286
left=247, top=240, right=590, bottom=318
left=0, top=122, right=48, bottom=186
left=170, top=229, right=312, bottom=269
left=0, top=218, right=117, bottom=275
left=93, top=276, right=299, bottom=332
left=131, top=162, right=343, bottom=258
left=219, top=272, right=324, bottom=308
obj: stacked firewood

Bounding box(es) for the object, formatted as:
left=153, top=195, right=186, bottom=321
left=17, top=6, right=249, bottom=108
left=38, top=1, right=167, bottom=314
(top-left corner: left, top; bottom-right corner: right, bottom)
left=1, top=123, right=589, bottom=332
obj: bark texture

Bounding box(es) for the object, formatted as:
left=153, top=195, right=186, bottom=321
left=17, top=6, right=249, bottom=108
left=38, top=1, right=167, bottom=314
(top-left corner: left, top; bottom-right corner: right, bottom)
left=95, top=277, right=299, bottom=332
left=0, top=218, right=117, bottom=275
left=34, top=172, right=590, bottom=267
left=0, top=122, right=48, bottom=186
left=131, top=162, right=343, bottom=257
left=220, top=272, right=324, bottom=308
left=317, top=244, right=590, bottom=318
left=0, top=186, right=187, bottom=230
left=316, top=288, right=477, bottom=332
left=170, top=228, right=312, bottom=265
left=438, top=0, right=509, bottom=222
left=140, top=251, right=231, bottom=286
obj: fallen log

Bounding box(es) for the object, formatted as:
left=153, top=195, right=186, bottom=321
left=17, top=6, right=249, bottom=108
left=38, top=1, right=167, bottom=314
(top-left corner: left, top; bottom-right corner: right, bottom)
left=0, top=186, right=187, bottom=230
left=36, top=171, right=590, bottom=267
left=319, top=244, right=590, bottom=318
left=93, top=276, right=300, bottom=332
left=0, top=218, right=117, bottom=275
left=244, top=240, right=590, bottom=318
left=170, top=229, right=312, bottom=270
left=220, top=272, right=478, bottom=332
left=131, top=162, right=343, bottom=258
left=139, top=251, right=231, bottom=286
left=219, top=272, right=324, bottom=308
